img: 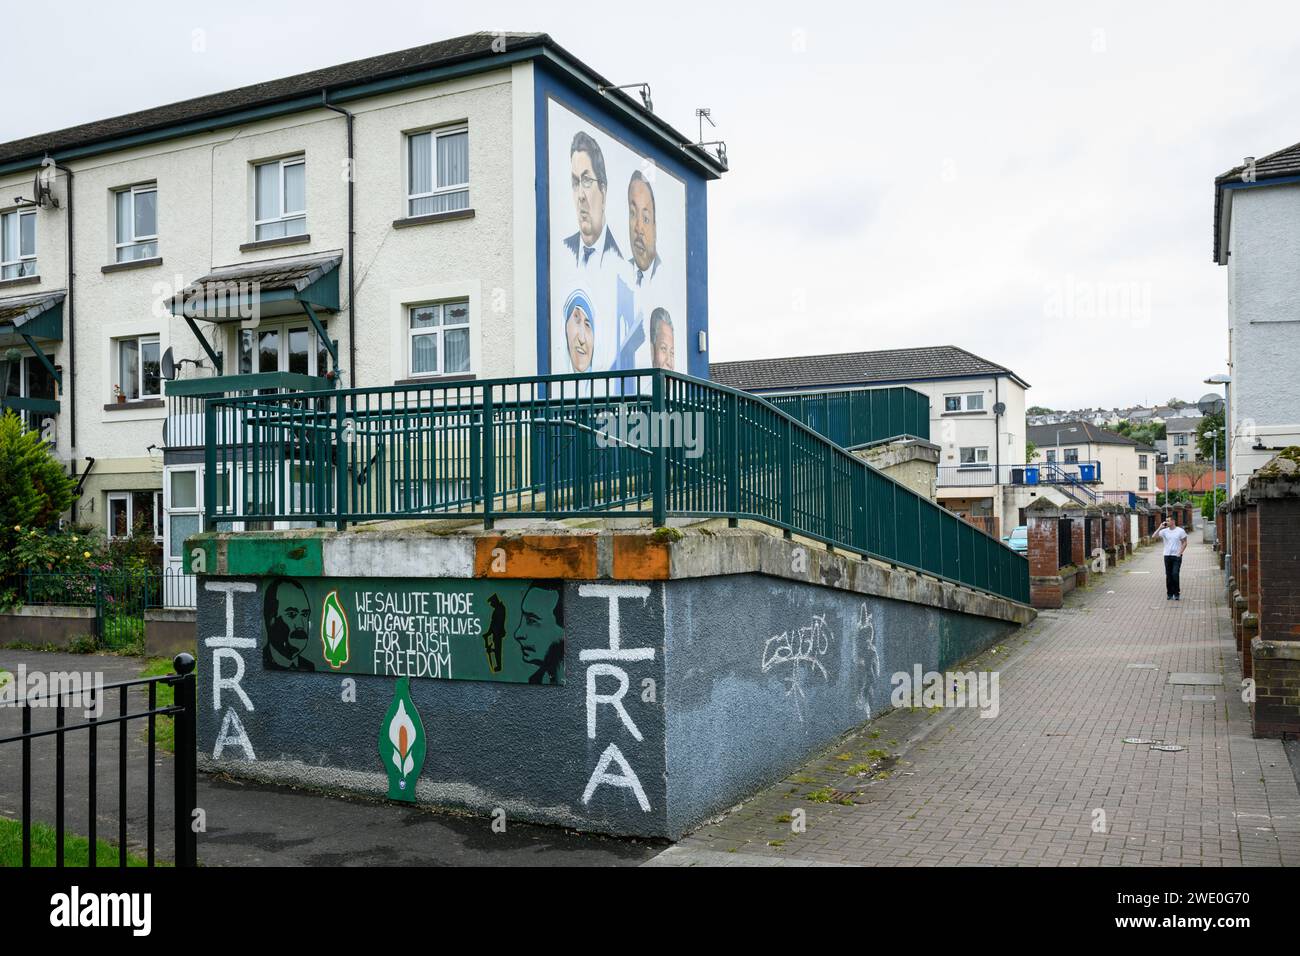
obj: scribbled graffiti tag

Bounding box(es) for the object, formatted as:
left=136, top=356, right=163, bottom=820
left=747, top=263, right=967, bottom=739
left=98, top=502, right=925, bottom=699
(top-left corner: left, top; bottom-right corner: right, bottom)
left=762, top=614, right=833, bottom=718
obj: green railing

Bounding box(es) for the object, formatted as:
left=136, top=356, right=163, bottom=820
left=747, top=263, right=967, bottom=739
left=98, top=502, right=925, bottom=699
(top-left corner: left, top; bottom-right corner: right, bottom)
left=763, top=385, right=930, bottom=449
left=200, top=369, right=1028, bottom=604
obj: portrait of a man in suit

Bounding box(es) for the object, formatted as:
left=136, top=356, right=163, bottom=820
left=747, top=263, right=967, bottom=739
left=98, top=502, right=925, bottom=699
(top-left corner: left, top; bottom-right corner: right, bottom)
left=563, top=131, right=622, bottom=268
left=627, top=170, right=661, bottom=286
left=263, top=578, right=316, bottom=672
left=650, top=307, right=675, bottom=370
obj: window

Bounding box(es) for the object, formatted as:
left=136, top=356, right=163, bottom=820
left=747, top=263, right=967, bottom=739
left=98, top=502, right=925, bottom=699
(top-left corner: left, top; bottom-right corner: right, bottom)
left=1139, top=477, right=1149, bottom=491
left=1063, top=448, right=1079, bottom=464
left=408, top=300, right=470, bottom=377
left=1046, top=450, right=1057, bottom=463
left=114, top=184, right=158, bottom=261
left=116, top=336, right=161, bottom=401
left=958, top=446, right=990, bottom=466
left=1139, top=454, right=1148, bottom=469
left=254, top=156, right=306, bottom=240
left=1173, top=433, right=1189, bottom=446
left=237, top=323, right=328, bottom=377
left=1, top=208, right=36, bottom=279
left=107, top=490, right=162, bottom=541
left=943, top=393, right=985, bottom=413
left=4, top=352, right=56, bottom=434
left=407, top=128, right=469, bottom=216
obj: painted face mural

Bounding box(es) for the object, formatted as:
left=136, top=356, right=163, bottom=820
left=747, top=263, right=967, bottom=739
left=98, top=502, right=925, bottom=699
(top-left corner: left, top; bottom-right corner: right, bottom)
left=628, top=175, right=657, bottom=273
left=570, top=145, right=607, bottom=246
left=565, top=295, right=595, bottom=372
left=263, top=578, right=315, bottom=671
left=513, top=583, right=565, bottom=684
left=650, top=308, right=675, bottom=370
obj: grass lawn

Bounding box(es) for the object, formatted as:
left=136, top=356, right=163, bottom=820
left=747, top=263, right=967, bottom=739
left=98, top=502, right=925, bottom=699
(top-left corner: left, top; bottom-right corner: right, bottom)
left=138, top=658, right=177, bottom=754
left=0, top=817, right=155, bottom=867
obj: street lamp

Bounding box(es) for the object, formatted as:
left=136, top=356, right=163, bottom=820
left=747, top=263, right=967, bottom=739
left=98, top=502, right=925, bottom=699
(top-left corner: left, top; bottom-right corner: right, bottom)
left=1054, top=426, right=1078, bottom=473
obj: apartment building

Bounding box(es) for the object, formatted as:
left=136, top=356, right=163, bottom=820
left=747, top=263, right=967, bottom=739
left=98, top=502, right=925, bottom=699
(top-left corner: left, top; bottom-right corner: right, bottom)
left=0, top=32, right=725, bottom=591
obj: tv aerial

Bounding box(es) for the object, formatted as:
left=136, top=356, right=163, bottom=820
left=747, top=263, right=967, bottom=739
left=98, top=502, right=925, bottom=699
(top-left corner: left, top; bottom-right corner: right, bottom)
left=686, top=108, right=728, bottom=168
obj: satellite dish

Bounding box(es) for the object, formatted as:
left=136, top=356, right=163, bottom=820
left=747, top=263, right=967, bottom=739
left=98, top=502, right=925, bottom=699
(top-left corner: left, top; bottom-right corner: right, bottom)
left=993, top=401, right=1006, bottom=415
left=160, top=347, right=177, bottom=381
left=1197, top=392, right=1224, bottom=416
left=33, top=159, right=58, bottom=208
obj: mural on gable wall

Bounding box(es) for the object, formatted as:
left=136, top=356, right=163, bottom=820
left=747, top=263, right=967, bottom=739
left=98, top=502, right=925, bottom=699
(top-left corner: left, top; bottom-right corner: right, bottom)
left=548, top=98, right=688, bottom=386
left=259, top=577, right=564, bottom=684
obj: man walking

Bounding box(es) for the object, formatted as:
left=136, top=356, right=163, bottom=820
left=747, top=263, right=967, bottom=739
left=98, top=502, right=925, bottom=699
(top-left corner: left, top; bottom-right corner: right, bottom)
left=1151, top=515, right=1189, bottom=601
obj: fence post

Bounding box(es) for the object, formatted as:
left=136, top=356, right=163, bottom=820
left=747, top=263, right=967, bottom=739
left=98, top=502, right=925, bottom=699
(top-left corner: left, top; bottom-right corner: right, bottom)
left=172, top=652, right=197, bottom=867
left=781, top=417, right=793, bottom=539
left=651, top=371, right=667, bottom=526
left=482, top=387, right=495, bottom=531
left=726, top=390, right=739, bottom=527
left=203, top=400, right=217, bottom=531
left=334, top=393, right=348, bottom=531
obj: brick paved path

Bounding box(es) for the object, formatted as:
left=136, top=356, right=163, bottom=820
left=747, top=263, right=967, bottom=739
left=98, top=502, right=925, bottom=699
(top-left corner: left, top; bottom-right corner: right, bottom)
left=648, top=535, right=1300, bottom=867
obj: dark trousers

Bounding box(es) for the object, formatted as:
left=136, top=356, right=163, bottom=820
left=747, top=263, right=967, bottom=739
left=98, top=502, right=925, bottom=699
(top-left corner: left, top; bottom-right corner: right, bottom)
left=1164, top=555, right=1182, bottom=597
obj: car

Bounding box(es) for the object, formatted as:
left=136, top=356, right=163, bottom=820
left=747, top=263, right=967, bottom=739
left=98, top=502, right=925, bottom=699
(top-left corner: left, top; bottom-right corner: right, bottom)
left=1003, top=525, right=1029, bottom=554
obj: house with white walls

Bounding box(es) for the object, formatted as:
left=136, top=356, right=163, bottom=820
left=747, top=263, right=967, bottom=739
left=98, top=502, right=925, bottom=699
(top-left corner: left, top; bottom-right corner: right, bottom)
left=0, top=32, right=726, bottom=601
left=1214, top=145, right=1300, bottom=492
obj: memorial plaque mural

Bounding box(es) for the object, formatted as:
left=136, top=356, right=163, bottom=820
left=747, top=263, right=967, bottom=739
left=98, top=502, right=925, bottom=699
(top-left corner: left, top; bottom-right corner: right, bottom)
left=259, top=577, right=565, bottom=684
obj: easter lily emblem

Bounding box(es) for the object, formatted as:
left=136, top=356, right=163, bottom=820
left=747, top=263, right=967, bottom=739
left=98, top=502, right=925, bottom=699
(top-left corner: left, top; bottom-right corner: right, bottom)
left=379, top=677, right=425, bottom=802
left=320, top=590, right=349, bottom=669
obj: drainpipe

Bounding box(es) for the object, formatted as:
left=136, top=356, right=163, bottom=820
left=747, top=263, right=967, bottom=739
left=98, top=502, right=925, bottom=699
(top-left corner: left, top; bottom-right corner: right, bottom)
left=52, top=158, right=77, bottom=517
left=321, top=93, right=356, bottom=386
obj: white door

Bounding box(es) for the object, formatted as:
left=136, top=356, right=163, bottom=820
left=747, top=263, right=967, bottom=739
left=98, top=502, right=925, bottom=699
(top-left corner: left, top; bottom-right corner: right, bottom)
left=163, top=466, right=202, bottom=609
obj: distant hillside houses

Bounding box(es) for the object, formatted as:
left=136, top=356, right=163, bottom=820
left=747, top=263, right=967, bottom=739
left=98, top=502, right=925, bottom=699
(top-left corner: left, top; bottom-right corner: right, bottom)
left=1027, top=401, right=1198, bottom=428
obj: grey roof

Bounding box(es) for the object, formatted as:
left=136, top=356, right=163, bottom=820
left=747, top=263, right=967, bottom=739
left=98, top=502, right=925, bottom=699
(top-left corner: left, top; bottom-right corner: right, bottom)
left=0, top=33, right=538, bottom=166
left=0, top=290, right=66, bottom=326
left=1027, top=420, right=1139, bottom=447
left=170, top=252, right=341, bottom=312
left=1213, top=138, right=1300, bottom=263
left=0, top=32, right=726, bottom=179
left=710, top=346, right=1028, bottom=392
left=1164, top=415, right=1204, bottom=433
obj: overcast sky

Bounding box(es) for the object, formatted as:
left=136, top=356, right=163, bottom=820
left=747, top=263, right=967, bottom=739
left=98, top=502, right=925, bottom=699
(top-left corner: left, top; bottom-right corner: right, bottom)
left=7, top=1, right=1288, bottom=409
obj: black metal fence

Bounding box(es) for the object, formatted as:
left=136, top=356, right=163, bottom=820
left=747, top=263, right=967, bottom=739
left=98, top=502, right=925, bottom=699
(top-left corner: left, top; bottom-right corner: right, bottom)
left=0, top=653, right=197, bottom=866
left=1, top=569, right=196, bottom=649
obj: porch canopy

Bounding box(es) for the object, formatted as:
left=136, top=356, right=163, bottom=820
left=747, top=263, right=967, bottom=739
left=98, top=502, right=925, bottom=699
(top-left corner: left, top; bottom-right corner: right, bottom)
left=168, top=252, right=340, bottom=374
left=0, top=291, right=64, bottom=404
left=0, top=290, right=65, bottom=348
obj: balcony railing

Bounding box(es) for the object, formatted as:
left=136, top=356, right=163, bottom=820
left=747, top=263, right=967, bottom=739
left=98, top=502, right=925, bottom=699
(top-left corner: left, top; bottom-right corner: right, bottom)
left=763, top=385, right=930, bottom=449
left=938, top=460, right=1103, bottom=488
left=163, top=371, right=331, bottom=450
left=196, top=369, right=1029, bottom=605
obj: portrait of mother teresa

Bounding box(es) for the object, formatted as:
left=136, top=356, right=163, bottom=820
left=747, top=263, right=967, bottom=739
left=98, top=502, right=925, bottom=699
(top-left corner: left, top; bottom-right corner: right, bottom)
left=563, top=289, right=596, bottom=373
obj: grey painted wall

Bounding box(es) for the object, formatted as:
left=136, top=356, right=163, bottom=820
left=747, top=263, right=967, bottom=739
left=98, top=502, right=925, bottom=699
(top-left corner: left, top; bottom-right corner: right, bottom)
left=1226, top=183, right=1300, bottom=487
left=197, top=572, right=1015, bottom=838
left=196, top=578, right=669, bottom=838
left=661, top=574, right=1015, bottom=835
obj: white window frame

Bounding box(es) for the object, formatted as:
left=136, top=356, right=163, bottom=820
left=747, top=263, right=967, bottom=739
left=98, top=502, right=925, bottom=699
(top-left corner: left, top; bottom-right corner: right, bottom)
left=114, top=183, right=158, bottom=262
left=407, top=300, right=471, bottom=378
left=236, top=322, right=327, bottom=377
left=253, top=155, right=306, bottom=240
left=1, top=207, right=37, bottom=279
left=406, top=126, right=469, bottom=217
left=107, top=490, right=163, bottom=542
left=116, top=335, right=161, bottom=401
left=943, top=392, right=985, bottom=413
left=958, top=446, right=990, bottom=466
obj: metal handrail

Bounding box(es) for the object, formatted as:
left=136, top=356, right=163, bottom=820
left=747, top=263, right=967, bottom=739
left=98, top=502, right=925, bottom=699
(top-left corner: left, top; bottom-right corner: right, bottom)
left=199, top=368, right=1029, bottom=604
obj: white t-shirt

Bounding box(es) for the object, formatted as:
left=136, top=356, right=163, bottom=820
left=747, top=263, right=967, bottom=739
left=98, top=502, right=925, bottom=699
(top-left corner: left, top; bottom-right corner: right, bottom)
left=1155, top=526, right=1187, bottom=557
